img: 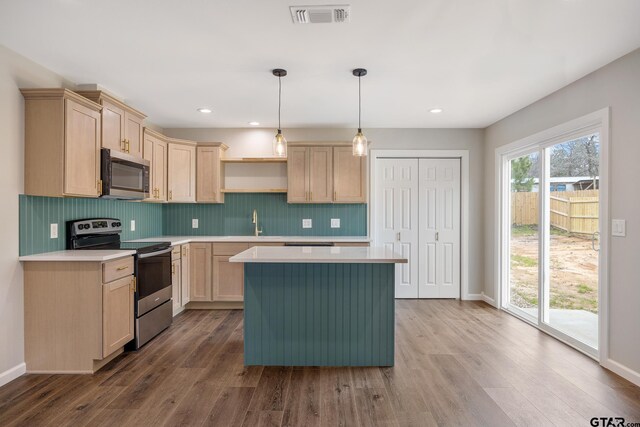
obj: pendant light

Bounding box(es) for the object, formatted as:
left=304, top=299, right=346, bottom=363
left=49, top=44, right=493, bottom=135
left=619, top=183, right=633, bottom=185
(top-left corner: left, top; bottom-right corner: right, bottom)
left=352, top=68, right=368, bottom=157
left=272, top=68, right=287, bottom=157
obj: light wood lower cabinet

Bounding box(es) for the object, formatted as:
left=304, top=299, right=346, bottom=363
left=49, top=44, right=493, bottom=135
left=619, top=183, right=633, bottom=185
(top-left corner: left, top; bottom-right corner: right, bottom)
left=102, top=275, right=135, bottom=357
left=181, top=244, right=191, bottom=305
left=24, top=257, right=135, bottom=373
left=189, top=243, right=212, bottom=301
left=172, top=258, right=181, bottom=312
left=212, top=255, right=244, bottom=302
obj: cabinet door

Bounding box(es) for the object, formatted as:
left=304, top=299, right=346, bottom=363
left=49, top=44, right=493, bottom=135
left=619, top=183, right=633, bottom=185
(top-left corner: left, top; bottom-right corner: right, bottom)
left=196, top=146, right=223, bottom=203
left=64, top=99, right=101, bottom=197
left=168, top=143, right=196, bottom=202
left=101, top=100, right=126, bottom=153
left=189, top=243, right=212, bottom=301
left=287, top=146, right=309, bottom=203
left=213, top=255, right=244, bottom=302
left=154, top=140, right=168, bottom=201
left=172, top=259, right=181, bottom=312
left=309, top=147, right=333, bottom=203
left=124, top=111, right=143, bottom=157
left=143, top=135, right=156, bottom=202
left=102, top=275, right=134, bottom=357
left=181, top=244, right=190, bottom=304
left=333, top=146, right=367, bottom=203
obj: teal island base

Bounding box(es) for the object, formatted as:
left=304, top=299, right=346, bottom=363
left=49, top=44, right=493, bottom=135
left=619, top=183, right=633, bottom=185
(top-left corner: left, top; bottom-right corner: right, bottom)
left=243, top=262, right=395, bottom=367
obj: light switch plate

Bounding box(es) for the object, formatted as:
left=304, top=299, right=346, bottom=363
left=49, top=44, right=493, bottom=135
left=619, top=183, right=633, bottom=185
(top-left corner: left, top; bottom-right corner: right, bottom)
left=331, top=218, right=340, bottom=228
left=130, top=220, right=136, bottom=232
left=302, top=219, right=312, bottom=229
left=192, top=218, right=199, bottom=229
left=612, top=219, right=626, bottom=237
left=50, top=223, right=58, bottom=239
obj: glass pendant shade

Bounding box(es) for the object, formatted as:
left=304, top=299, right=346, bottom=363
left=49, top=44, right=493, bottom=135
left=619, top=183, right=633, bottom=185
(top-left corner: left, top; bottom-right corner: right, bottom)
left=273, top=130, right=287, bottom=157
left=352, top=129, right=367, bottom=157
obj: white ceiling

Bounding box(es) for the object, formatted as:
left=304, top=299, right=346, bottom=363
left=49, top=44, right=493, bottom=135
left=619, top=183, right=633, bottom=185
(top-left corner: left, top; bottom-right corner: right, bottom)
left=1, top=0, right=639, bottom=129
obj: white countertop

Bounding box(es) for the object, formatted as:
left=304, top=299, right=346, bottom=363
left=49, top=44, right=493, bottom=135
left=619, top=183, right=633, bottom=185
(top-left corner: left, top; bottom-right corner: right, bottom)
left=19, top=236, right=371, bottom=262
left=19, top=249, right=136, bottom=262
left=128, top=235, right=371, bottom=246
left=229, top=246, right=407, bottom=264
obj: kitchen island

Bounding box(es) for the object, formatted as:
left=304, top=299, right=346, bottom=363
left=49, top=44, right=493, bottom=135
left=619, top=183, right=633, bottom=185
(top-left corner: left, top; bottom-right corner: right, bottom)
left=230, top=246, right=407, bottom=367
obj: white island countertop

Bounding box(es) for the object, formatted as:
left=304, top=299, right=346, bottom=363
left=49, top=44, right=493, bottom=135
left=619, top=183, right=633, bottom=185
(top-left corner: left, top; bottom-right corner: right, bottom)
left=229, top=246, right=407, bottom=264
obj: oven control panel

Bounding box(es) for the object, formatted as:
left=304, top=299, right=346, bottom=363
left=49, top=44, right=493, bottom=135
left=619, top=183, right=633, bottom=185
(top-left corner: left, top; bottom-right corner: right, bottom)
left=69, top=218, right=123, bottom=236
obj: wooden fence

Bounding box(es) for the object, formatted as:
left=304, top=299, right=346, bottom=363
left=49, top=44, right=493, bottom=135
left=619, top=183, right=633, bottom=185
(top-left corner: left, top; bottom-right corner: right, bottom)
left=511, top=190, right=599, bottom=235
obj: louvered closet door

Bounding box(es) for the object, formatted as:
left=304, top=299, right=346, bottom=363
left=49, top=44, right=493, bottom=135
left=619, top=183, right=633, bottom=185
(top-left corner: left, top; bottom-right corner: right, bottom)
left=418, top=159, right=461, bottom=298
left=374, top=159, right=419, bottom=298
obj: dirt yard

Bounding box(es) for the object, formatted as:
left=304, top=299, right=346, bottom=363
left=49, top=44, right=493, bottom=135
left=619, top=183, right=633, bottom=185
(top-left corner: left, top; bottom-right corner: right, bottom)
left=510, top=226, right=599, bottom=313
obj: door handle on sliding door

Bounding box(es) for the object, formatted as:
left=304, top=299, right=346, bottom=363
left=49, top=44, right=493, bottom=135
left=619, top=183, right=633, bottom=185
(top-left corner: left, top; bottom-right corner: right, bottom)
left=435, top=231, right=439, bottom=242
left=396, top=232, right=400, bottom=241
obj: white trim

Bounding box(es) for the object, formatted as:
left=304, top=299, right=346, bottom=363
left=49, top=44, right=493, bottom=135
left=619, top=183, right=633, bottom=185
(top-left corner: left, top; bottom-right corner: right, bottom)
left=369, top=149, right=471, bottom=300
left=465, top=293, right=484, bottom=301
left=0, top=362, right=26, bottom=387
left=602, top=359, right=640, bottom=387
left=481, top=292, right=497, bottom=307
left=493, top=107, right=610, bottom=362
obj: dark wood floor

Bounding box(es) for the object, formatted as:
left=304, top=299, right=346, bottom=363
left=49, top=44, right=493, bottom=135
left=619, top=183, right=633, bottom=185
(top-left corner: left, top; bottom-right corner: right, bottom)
left=1, top=301, right=640, bottom=426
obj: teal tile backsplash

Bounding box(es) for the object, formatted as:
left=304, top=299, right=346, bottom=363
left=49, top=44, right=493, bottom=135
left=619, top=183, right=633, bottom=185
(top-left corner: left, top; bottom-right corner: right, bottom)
left=19, top=195, right=164, bottom=256
left=163, top=193, right=367, bottom=236
left=20, top=193, right=367, bottom=256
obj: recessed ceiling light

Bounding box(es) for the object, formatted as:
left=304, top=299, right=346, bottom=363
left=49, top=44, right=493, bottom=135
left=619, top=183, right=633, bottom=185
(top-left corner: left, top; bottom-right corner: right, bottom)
left=248, top=121, right=260, bottom=126
left=429, top=108, right=443, bottom=114
left=197, top=107, right=212, bottom=114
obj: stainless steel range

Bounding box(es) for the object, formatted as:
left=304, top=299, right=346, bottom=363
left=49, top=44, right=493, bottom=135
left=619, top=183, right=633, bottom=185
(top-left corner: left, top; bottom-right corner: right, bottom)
left=67, top=218, right=172, bottom=349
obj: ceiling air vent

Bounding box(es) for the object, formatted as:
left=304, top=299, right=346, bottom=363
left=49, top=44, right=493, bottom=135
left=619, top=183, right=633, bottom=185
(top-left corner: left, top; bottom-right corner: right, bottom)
left=289, top=5, right=351, bottom=24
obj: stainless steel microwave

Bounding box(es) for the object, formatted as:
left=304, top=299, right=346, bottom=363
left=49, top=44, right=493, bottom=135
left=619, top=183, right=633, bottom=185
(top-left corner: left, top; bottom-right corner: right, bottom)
left=100, top=148, right=150, bottom=200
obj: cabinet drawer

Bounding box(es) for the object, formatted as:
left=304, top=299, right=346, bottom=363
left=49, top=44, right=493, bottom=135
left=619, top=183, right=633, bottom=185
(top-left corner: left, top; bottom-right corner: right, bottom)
left=103, top=256, right=134, bottom=283
left=171, top=246, right=181, bottom=261
left=212, top=243, right=249, bottom=256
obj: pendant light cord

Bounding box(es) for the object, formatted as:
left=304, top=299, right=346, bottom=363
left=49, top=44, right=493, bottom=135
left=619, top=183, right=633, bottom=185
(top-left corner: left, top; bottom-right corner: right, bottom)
left=278, top=76, right=282, bottom=131
left=358, top=75, right=362, bottom=131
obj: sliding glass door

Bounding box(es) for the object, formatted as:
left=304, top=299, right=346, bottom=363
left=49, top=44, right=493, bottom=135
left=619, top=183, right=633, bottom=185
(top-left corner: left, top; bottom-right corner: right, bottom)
left=501, top=130, right=601, bottom=356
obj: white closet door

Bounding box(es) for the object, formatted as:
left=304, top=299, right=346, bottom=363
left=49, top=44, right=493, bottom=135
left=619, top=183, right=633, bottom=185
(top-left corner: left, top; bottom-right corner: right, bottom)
left=418, top=159, right=461, bottom=298
left=374, top=159, right=419, bottom=298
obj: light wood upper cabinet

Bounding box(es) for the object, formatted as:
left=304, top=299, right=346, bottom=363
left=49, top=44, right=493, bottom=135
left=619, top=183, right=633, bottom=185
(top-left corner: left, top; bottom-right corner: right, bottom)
left=196, top=143, right=228, bottom=203
left=189, top=243, right=212, bottom=301
left=287, top=146, right=309, bottom=203
left=333, top=146, right=367, bottom=203
left=22, top=89, right=102, bottom=198
left=168, top=139, right=197, bottom=203
left=287, top=143, right=367, bottom=204
left=102, top=275, right=134, bottom=358
left=309, top=147, right=333, bottom=203
left=143, top=129, right=168, bottom=202
left=77, top=91, right=146, bottom=158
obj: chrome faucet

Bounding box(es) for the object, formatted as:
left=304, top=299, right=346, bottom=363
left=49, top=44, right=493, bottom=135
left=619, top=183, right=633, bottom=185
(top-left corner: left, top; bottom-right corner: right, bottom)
left=252, top=209, right=263, bottom=237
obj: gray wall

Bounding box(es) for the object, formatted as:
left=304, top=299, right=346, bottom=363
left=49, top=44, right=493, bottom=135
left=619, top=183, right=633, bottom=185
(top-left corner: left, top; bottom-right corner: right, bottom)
left=0, top=45, right=72, bottom=381
left=484, top=48, right=640, bottom=374
left=165, top=127, right=486, bottom=295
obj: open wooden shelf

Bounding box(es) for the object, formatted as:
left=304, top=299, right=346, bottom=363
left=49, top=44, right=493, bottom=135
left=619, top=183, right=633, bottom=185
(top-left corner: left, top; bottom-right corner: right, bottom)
left=221, top=188, right=287, bottom=193
left=221, top=157, right=287, bottom=164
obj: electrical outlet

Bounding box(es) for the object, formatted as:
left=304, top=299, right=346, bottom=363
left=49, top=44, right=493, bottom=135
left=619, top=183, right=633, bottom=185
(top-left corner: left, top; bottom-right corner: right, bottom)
left=331, top=218, right=340, bottom=228
left=612, top=219, right=626, bottom=237
left=192, top=218, right=199, bottom=229
left=130, top=220, right=136, bottom=232
left=50, top=223, right=58, bottom=239
left=302, top=219, right=312, bottom=229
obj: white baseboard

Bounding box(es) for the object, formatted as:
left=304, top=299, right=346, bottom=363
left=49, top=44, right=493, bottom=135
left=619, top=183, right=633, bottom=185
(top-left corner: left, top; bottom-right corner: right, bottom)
left=0, top=362, right=26, bottom=387
left=481, top=292, right=497, bottom=307
left=464, top=293, right=484, bottom=301
left=602, top=358, right=640, bottom=387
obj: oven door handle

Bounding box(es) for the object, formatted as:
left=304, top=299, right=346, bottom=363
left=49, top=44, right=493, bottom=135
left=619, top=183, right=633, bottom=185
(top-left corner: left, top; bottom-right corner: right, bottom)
left=137, top=247, right=172, bottom=259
